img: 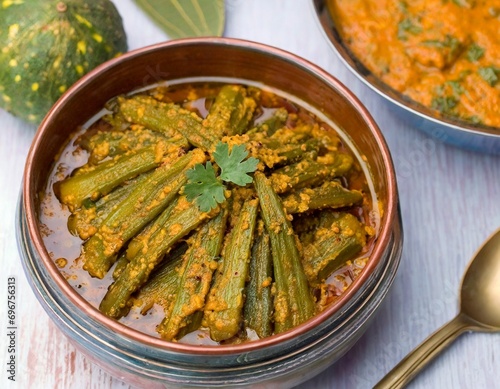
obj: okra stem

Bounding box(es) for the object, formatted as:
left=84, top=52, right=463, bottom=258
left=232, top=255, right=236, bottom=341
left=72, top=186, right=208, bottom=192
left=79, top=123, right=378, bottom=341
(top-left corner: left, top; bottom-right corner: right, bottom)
left=204, top=197, right=259, bottom=342
left=68, top=172, right=153, bottom=240
left=247, top=107, right=288, bottom=136
left=118, top=95, right=218, bottom=151
left=81, top=149, right=205, bottom=279
left=176, top=310, right=204, bottom=339
left=157, top=204, right=229, bottom=341
left=99, top=196, right=216, bottom=318
left=249, top=138, right=321, bottom=169
left=134, top=243, right=187, bottom=314
left=302, top=212, right=367, bottom=283
left=282, top=181, right=363, bottom=214
left=80, top=127, right=187, bottom=164
left=55, top=143, right=173, bottom=210
left=204, top=85, right=256, bottom=137
left=254, top=172, right=316, bottom=334
left=243, top=222, right=273, bottom=339
left=270, top=152, right=354, bottom=194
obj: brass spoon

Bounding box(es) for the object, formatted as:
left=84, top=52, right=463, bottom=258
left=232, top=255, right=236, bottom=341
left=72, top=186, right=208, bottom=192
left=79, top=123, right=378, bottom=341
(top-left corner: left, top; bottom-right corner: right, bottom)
left=375, top=228, right=500, bottom=389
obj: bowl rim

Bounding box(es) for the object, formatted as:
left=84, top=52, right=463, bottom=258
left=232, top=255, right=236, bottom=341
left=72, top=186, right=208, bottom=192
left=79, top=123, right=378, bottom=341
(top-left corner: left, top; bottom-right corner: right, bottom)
left=310, top=0, right=500, bottom=139
left=23, top=37, right=399, bottom=356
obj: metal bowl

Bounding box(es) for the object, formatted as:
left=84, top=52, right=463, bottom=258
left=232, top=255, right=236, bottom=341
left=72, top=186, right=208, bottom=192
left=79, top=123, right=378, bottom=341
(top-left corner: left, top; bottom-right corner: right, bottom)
left=311, top=0, right=500, bottom=155
left=17, top=37, right=403, bottom=388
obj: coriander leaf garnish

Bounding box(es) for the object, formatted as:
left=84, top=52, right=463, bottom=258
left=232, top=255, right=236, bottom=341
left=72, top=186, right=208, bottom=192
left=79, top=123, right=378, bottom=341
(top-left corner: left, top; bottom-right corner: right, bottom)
left=478, top=66, right=500, bottom=86
left=446, top=80, right=464, bottom=96
left=423, top=35, right=460, bottom=51
left=431, top=96, right=459, bottom=116
left=397, top=18, right=422, bottom=41
left=213, top=142, right=259, bottom=186
left=185, top=142, right=259, bottom=211
left=184, top=161, right=225, bottom=212
left=466, top=43, right=485, bottom=62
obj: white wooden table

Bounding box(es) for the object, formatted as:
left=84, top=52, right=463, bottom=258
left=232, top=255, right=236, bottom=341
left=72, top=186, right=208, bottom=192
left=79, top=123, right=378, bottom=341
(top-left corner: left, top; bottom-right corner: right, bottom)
left=1, top=1, right=500, bottom=388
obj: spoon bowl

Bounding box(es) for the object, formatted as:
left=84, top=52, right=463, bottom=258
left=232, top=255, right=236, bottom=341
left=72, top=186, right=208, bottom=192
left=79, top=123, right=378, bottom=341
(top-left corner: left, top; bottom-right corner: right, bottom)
left=375, top=228, right=500, bottom=388
left=461, top=229, right=500, bottom=329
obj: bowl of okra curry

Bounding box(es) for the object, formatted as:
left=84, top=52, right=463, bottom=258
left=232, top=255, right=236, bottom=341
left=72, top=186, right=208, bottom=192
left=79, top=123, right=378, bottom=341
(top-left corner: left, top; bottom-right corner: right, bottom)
left=18, top=38, right=402, bottom=388
left=313, top=0, right=500, bottom=154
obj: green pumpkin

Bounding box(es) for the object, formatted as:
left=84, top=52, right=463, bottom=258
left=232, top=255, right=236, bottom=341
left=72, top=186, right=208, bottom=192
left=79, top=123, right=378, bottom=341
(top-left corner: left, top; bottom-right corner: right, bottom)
left=0, top=0, right=127, bottom=123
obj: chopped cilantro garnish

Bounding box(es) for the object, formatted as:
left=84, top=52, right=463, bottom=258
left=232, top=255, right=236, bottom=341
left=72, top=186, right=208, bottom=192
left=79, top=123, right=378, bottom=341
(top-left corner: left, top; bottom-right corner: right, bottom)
left=446, top=80, right=464, bottom=96
left=397, top=18, right=422, bottom=41
left=422, top=35, right=461, bottom=63
left=423, top=35, right=460, bottom=51
left=431, top=96, right=459, bottom=116
left=478, top=66, right=500, bottom=86
left=466, top=43, right=485, bottom=62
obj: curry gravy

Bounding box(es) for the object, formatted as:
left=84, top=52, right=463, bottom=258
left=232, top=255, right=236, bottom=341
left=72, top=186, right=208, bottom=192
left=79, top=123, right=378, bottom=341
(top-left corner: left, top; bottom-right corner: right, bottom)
left=329, top=0, right=500, bottom=128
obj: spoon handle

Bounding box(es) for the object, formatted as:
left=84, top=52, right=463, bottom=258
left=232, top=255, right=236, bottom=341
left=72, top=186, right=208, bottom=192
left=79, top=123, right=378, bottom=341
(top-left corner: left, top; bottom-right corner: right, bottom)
left=374, top=313, right=478, bottom=389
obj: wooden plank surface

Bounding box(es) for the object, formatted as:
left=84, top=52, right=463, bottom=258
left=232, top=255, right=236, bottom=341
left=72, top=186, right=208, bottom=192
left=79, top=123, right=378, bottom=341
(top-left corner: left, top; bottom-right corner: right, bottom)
left=1, top=0, right=499, bottom=388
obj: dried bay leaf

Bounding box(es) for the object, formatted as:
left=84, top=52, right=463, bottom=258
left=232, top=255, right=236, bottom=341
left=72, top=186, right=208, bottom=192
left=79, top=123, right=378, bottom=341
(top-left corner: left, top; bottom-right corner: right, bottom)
left=133, top=0, right=225, bottom=38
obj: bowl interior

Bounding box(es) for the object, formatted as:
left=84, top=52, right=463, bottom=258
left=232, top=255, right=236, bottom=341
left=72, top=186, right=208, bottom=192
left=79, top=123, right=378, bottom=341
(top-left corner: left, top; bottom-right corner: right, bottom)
left=24, top=37, right=398, bottom=354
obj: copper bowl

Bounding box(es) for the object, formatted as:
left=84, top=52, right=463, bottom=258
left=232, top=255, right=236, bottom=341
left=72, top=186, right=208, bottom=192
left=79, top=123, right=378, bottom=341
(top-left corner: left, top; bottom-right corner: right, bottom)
left=17, top=37, right=403, bottom=388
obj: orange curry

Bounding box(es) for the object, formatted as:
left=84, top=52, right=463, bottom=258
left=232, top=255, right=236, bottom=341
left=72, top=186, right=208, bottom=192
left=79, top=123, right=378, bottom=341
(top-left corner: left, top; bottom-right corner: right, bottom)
left=328, top=0, right=500, bottom=128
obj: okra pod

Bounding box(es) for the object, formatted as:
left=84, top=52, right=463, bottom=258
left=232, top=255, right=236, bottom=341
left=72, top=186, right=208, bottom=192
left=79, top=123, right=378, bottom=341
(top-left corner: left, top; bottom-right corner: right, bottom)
left=118, top=95, right=218, bottom=151
left=55, top=142, right=175, bottom=210
left=134, top=243, right=187, bottom=314
left=176, top=310, right=204, bottom=339
left=249, top=138, right=321, bottom=169
left=270, top=152, right=354, bottom=194
left=117, top=95, right=187, bottom=137
left=204, top=85, right=256, bottom=137
left=243, top=222, right=273, bottom=339
left=247, top=107, right=288, bottom=136
left=68, top=172, right=153, bottom=240
left=81, top=149, right=205, bottom=279
left=282, top=181, right=363, bottom=214
left=99, top=196, right=216, bottom=318
left=302, top=212, right=367, bottom=283
left=254, top=172, right=315, bottom=334
left=112, top=252, right=129, bottom=281
left=157, top=204, right=229, bottom=341
left=204, top=197, right=259, bottom=342
left=272, top=138, right=321, bottom=164
left=248, top=122, right=311, bottom=146
left=80, top=127, right=188, bottom=164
